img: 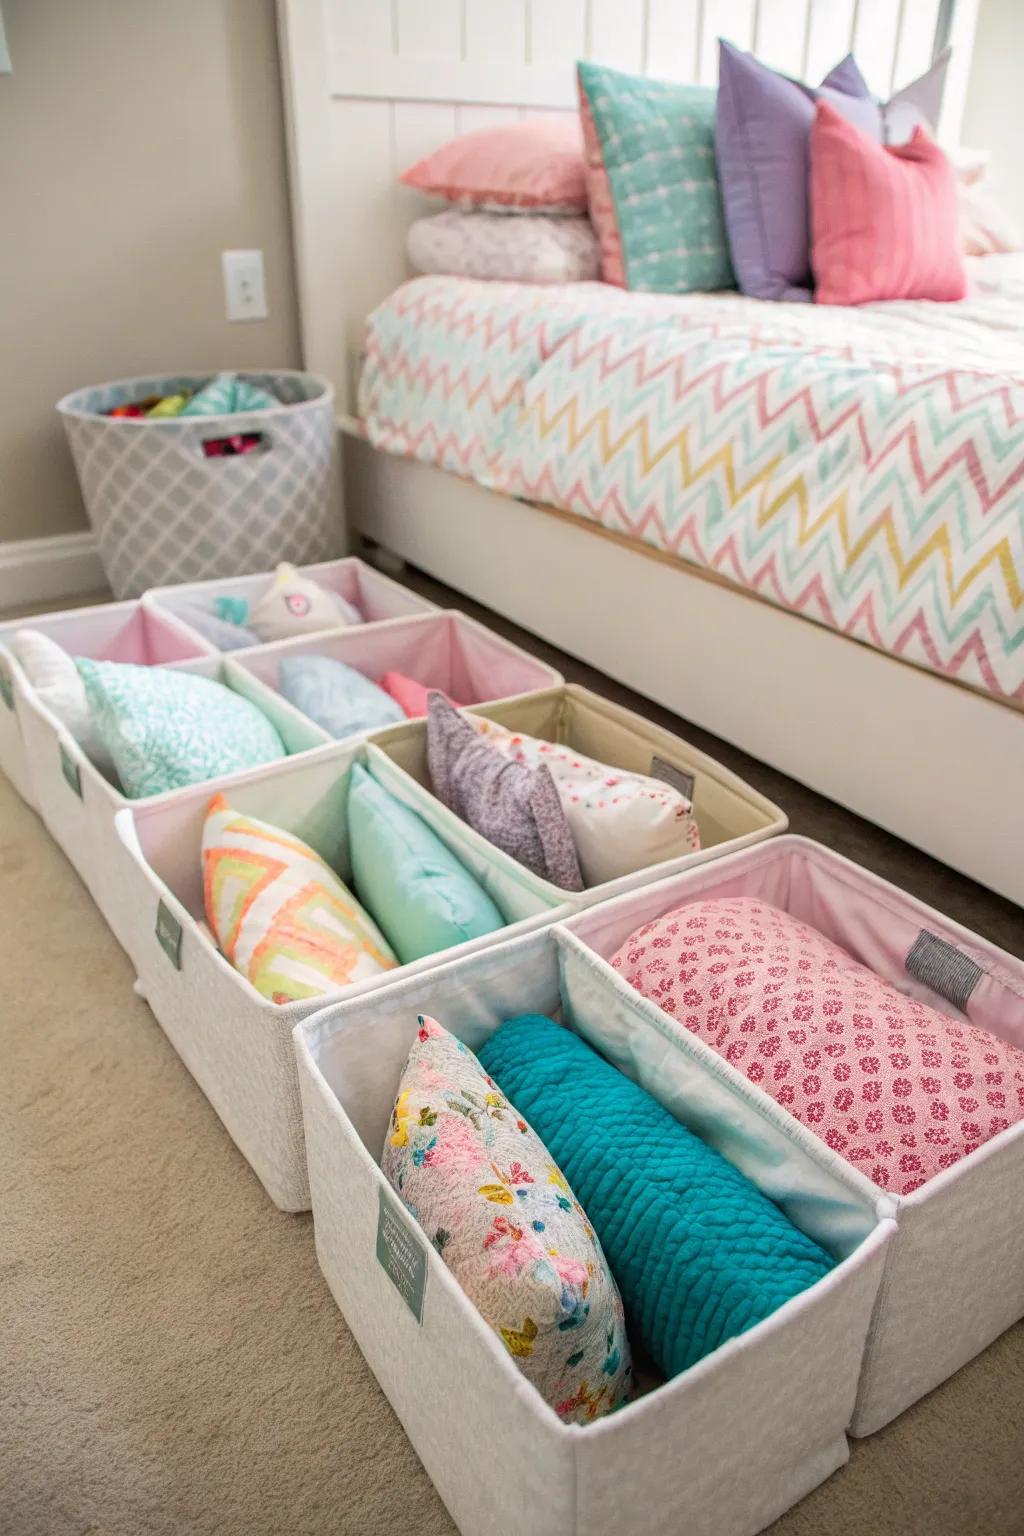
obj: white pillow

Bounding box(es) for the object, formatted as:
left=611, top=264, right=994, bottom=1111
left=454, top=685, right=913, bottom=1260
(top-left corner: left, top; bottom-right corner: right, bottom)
left=247, top=563, right=361, bottom=642
left=11, top=629, right=115, bottom=773
left=466, top=714, right=700, bottom=885
left=407, top=210, right=600, bottom=285
left=951, top=149, right=1024, bottom=256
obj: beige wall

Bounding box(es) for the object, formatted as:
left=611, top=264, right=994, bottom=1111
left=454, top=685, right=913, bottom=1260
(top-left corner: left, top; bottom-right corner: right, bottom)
left=962, top=0, right=1024, bottom=225
left=0, top=0, right=301, bottom=544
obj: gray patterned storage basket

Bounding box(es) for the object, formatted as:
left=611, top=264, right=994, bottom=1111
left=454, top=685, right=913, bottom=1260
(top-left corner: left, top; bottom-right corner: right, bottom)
left=58, top=370, right=338, bottom=598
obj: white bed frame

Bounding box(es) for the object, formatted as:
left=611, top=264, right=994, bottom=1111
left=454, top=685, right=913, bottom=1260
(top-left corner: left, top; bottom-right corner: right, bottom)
left=278, top=0, right=1024, bottom=911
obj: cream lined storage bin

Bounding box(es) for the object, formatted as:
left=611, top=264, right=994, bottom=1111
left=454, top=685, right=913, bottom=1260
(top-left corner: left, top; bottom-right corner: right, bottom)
left=233, top=611, right=564, bottom=720
left=112, top=742, right=573, bottom=1211
left=561, top=836, right=1024, bottom=1436
left=371, top=684, right=786, bottom=910
left=0, top=597, right=214, bottom=808
left=12, top=652, right=327, bottom=950
left=148, top=555, right=437, bottom=644
left=293, top=926, right=895, bottom=1536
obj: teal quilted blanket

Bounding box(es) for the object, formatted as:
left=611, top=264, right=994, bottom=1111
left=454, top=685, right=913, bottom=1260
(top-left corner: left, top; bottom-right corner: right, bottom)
left=478, top=1015, right=835, bottom=1378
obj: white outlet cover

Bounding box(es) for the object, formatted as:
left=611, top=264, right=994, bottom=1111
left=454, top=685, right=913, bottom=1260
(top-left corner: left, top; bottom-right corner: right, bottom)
left=222, top=249, right=268, bottom=322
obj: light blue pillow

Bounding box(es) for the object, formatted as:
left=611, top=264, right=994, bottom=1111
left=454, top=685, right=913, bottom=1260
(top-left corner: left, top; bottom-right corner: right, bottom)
left=347, top=762, right=504, bottom=964
left=278, top=655, right=404, bottom=739
left=76, top=659, right=286, bottom=798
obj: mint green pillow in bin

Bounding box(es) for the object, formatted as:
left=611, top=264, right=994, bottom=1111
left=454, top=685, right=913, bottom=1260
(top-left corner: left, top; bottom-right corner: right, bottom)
left=76, top=659, right=286, bottom=798
left=347, top=763, right=504, bottom=964
left=578, top=60, right=735, bottom=294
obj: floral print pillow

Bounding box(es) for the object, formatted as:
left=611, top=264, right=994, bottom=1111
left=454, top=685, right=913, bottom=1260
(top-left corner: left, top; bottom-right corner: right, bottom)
left=382, top=1016, right=632, bottom=1423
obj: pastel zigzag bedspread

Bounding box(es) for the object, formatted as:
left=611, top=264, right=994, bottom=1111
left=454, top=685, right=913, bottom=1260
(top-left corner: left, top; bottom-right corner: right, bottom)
left=359, top=261, right=1024, bottom=705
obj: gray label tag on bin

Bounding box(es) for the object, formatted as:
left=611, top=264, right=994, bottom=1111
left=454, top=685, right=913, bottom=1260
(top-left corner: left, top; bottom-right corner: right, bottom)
left=906, top=930, right=982, bottom=1013
left=0, top=661, right=13, bottom=711
left=155, top=900, right=182, bottom=970
left=59, top=743, right=82, bottom=798
left=650, top=755, right=695, bottom=804
left=376, top=1186, right=427, bottom=1324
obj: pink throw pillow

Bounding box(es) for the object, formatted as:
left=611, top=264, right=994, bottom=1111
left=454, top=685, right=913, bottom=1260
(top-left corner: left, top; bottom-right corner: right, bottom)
left=810, top=101, right=966, bottom=305
left=379, top=671, right=459, bottom=720
left=400, top=119, right=587, bottom=213
left=610, top=897, right=1024, bottom=1196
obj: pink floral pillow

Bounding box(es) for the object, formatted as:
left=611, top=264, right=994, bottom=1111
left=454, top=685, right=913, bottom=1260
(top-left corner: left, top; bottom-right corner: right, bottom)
left=611, top=897, right=1024, bottom=1195
left=400, top=118, right=587, bottom=212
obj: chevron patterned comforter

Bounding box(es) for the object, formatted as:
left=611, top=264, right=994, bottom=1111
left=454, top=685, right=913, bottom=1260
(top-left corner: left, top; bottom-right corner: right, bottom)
left=359, top=259, right=1024, bottom=705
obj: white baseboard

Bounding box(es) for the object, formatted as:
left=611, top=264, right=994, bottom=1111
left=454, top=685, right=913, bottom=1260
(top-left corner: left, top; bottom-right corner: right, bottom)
left=0, top=531, right=106, bottom=613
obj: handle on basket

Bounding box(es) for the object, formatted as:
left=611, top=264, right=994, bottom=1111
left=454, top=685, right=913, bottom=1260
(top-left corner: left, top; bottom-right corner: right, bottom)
left=200, top=430, right=271, bottom=459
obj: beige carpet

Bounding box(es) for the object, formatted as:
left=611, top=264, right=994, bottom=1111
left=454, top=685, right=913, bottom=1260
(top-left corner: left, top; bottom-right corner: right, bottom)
left=2, top=578, right=1023, bottom=1536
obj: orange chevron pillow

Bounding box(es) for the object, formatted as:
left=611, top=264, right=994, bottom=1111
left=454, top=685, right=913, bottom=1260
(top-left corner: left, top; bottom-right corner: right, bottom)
left=202, top=793, right=397, bottom=1004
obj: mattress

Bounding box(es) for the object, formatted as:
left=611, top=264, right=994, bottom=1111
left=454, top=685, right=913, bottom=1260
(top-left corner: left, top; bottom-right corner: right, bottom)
left=358, top=258, right=1024, bottom=706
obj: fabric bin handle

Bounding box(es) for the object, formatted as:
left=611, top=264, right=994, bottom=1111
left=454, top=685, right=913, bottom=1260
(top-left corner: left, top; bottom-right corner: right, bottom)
left=199, top=430, right=272, bottom=460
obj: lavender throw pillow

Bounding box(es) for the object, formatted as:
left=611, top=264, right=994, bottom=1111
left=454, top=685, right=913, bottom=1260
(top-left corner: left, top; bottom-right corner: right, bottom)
left=715, top=41, right=880, bottom=301
left=883, top=48, right=950, bottom=145
left=716, top=43, right=951, bottom=302
left=426, top=693, right=583, bottom=891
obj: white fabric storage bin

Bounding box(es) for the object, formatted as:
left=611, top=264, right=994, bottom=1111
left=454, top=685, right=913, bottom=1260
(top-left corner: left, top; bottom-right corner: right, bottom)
left=0, top=597, right=214, bottom=808
left=12, top=652, right=327, bottom=950
left=148, top=555, right=437, bottom=645
left=112, top=742, right=573, bottom=1211
left=372, top=685, right=786, bottom=909
left=561, top=835, right=1024, bottom=1437
left=293, top=926, right=895, bottom=1536
left=234, top=611, right=564, bottom=729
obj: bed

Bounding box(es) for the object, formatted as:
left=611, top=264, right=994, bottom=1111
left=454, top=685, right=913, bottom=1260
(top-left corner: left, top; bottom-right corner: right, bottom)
left=359, top=264, right=1024, bottom=709
left=277, top=0, right=1024, bottom=908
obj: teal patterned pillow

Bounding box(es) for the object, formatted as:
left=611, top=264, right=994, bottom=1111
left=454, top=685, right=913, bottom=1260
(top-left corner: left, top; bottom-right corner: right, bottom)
left=578, top=61, right=735, bottom=294
left=77, top=660, right=286, bottom=798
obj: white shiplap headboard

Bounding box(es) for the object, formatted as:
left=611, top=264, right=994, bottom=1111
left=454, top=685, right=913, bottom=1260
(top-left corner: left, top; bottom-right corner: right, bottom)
left=279, top=0, right=980, bottom=412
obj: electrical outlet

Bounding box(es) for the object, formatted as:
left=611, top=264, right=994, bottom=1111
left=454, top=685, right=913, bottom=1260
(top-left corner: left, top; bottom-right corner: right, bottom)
left=222, top=249, right=268, bottom=322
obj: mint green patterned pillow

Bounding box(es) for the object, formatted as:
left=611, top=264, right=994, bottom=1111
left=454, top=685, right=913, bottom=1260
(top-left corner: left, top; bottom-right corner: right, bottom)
left=76, top=660, right=286, bottom=798
left=179, top=373, right=278, bottom=416
left=578, top=61, right=735, bottom=294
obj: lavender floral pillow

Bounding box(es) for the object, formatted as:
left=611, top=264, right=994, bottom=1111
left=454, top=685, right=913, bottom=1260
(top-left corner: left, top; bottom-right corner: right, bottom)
left=407, top=210, right=600, bottom=285
left=382, top=1014, right=632, bottom=1423
left=427, top=692, right=583, bottom=891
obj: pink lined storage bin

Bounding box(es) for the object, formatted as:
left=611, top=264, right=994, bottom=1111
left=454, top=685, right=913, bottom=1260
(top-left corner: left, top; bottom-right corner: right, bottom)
left=561, top=835, right=1024, bottom=1435
left=12, top=650, right=330, bottom=951
left=232, top=611, right=563, bottom=724
left=148, top=555, right=437, bottom=645
left=0, top=597, right=213, bottom=808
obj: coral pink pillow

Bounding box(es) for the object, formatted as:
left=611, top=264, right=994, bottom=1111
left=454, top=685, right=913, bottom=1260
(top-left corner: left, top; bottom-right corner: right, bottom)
left=400, top=119, right=587, bottom=212
left=810, top=102, right=966, bottom=305
left=611, top=897, right=1024, bottom=1196
left=379, top=671, right=460, bottom=720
